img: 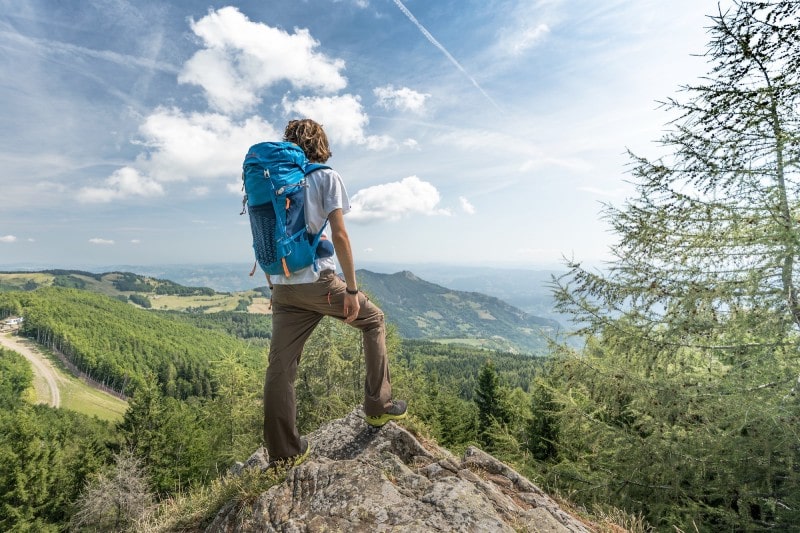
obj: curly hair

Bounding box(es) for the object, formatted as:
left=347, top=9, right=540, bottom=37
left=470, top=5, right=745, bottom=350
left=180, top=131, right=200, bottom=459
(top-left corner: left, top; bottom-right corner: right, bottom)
left=283, top=119, right=332, bottom=163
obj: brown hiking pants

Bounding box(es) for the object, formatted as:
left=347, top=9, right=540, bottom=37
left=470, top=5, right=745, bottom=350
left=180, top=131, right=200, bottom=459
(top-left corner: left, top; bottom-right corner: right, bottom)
left=264, top=270, right=393, bottom=459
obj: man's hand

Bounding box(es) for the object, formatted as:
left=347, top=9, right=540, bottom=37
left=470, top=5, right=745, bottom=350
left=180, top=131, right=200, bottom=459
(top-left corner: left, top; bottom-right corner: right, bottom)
left=343, top=292, right=360, bottom=322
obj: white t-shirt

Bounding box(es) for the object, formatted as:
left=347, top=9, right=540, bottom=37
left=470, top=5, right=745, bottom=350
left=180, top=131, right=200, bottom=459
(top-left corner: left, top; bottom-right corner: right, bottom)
left=270, top=167, right=350, bottom=285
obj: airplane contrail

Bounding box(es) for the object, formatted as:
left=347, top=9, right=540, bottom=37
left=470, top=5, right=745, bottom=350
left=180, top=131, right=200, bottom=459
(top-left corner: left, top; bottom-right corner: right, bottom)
left=390, top=0, right=502, bottom=113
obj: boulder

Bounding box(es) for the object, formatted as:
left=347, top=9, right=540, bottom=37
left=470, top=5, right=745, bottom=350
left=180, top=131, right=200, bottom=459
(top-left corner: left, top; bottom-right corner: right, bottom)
left=210, top=408, right=590, bottom=532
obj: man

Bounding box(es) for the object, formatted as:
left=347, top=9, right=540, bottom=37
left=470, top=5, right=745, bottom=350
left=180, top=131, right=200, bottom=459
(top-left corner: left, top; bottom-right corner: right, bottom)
left=263, top=119, right=407, bottom=467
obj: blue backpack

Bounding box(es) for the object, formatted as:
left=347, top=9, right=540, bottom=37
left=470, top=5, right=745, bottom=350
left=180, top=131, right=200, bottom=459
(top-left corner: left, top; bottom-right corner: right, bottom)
left=241, top=141, right=333, bottom=277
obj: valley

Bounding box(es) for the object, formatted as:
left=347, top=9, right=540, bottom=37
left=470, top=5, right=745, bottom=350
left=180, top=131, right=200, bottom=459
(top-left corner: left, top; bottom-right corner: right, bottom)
left=0, top=331, right=127, bottom=421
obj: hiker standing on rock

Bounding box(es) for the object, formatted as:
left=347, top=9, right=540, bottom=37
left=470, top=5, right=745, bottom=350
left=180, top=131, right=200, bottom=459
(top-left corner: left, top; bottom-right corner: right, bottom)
left=257, top=119, right=407, bottom=467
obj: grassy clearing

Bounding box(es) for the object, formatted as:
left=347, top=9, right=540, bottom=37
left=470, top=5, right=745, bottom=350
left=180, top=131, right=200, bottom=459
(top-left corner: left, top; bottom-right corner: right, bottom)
left=138, top=467, right=282, bottom=532
left=247, top=297, right=272, bottom=314
left=57, top=372, right=128, bottom=422
left=13, top=338, right=129, bottom=422
left=0, top=272, right=55, bottom=289
left=36, top=346, right=128, bottom=422
left=150, top=293, right=241, bottom=312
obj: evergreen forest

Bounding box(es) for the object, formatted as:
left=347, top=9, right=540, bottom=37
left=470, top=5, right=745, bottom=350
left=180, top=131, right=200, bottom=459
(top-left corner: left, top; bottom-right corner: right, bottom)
left=0, top=2, right=799, bottom=531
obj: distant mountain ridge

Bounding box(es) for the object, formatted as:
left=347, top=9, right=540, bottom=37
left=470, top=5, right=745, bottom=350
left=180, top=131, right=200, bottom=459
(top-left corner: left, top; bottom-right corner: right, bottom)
left=0, top=268, right=559, bottom=354
left=48, top=262, right=564, bottom=320
left=356, top=270, right=558, bottom=354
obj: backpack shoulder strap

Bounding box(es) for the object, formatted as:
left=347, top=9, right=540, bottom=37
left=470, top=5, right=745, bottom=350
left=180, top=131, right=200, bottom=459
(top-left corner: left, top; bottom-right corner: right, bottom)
left=303, top=163, right=331, bottom=175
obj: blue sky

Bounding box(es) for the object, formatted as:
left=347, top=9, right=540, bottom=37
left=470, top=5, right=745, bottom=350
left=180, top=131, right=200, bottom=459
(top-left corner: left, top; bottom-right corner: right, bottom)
left=0, top=0, right=723, bottom=270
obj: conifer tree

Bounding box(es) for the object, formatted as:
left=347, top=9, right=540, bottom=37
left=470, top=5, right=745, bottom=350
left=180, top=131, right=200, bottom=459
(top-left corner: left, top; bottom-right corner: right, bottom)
left=549, top=1, right=800, bottom=529
left=475, top=360, right=511, bottom=449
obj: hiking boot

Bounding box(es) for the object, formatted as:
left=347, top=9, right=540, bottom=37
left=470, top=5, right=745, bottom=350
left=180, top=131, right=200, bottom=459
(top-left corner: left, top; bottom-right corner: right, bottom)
left=267, top=437, right=312, bottom=470
left=365, top=400, right=408, bottom=427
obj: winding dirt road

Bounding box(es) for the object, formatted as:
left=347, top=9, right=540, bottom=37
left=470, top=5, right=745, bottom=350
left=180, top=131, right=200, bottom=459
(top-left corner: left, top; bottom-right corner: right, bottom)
left=0, top=332, right=61, bottom=407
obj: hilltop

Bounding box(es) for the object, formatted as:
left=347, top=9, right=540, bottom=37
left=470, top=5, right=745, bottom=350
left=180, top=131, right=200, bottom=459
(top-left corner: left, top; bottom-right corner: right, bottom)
left=164, top=408, right=592, bottom=532
left=0, top=269, right=269, bottom=313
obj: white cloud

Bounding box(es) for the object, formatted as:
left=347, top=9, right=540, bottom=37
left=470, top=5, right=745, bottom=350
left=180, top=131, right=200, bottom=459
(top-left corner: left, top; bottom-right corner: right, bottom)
left=374, top=85, right=430, bottom=113
left=136, top=108, right=278, bottom=182
left=191, top=186, right=210, bottom=197
left=110, top=167, right=164, bottom=195
left=77, top=167, right=165, bottom=204
left=0, top=235, right=17, bottom=243
left=459, top=196, right=476, bottom=215
left=403, top=138, right=420, bottom=150
left=349, top=176, right=450, bottom=222
left=180, top=7, right=347, bottom=114
left=500, top=23, right=550, bottom=56
left=283, top=94, right=393, bottom=149
left=89, top=238, right=114, bottom=245
left=131, top=239, right=141, bottom=244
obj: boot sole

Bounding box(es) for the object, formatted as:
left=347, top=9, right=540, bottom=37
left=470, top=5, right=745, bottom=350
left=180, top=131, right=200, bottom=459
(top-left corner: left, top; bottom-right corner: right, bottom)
left=365, top=411, right=408, bottom=427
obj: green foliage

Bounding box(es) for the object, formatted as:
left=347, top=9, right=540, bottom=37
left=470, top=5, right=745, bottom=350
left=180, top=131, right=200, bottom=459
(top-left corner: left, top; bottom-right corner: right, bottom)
left=154, top=280, right=215, bottom=296
left=42, top=269, right=103, bottom=281
left=475, top=361, right=508, bottom=448
left=129, top=293, right=152, bottom=308
left=0, top=348, right=33, bottom=409
left=0, top=405, right=117, bottom=531
left=207, top=351, right=263, bottom=464
left=526, top=375, right=558, bottom=461
left=118, top=380, right=216, bottom=494
left=0, top=270, right=566, bottom=530
left=118, top=350, right=264, bottom=495
left=0, top=287, right=260, bottom=398
left=154, top=309, right=272, bottom=342
left=544, top=2, right=800, bottom=530
left=112, top=272, right=154, bottom=293
left=295, top=317, right=370, bottom=433
left=402, top=339, right=544, bottom=396
left=53, top=274, right=86, bottom=289
left=235, top=297, right=251, bottom=311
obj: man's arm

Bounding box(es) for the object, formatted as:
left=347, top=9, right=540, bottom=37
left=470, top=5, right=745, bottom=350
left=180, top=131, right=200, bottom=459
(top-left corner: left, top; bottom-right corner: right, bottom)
left=328, top=208, right=360, bottom=322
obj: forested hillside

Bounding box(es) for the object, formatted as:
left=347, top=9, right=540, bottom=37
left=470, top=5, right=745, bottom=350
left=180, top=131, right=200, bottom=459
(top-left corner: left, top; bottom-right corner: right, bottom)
left=0, top=287, right=264, bottom=398
left=357, top=269, right=559, bottom=353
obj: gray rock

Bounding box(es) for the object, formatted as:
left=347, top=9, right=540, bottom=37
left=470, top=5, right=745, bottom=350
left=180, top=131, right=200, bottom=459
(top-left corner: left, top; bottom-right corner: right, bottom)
left=207, top=408, right=590, bottom=532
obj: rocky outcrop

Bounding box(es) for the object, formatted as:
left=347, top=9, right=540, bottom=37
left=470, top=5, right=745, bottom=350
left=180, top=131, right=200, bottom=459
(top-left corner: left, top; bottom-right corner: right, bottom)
left=210, top=408, right=591, bottom=532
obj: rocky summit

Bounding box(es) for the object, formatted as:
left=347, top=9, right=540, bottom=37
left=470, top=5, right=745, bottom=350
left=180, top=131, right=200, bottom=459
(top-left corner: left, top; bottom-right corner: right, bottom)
left=211, top=408, right=591, bottom=532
